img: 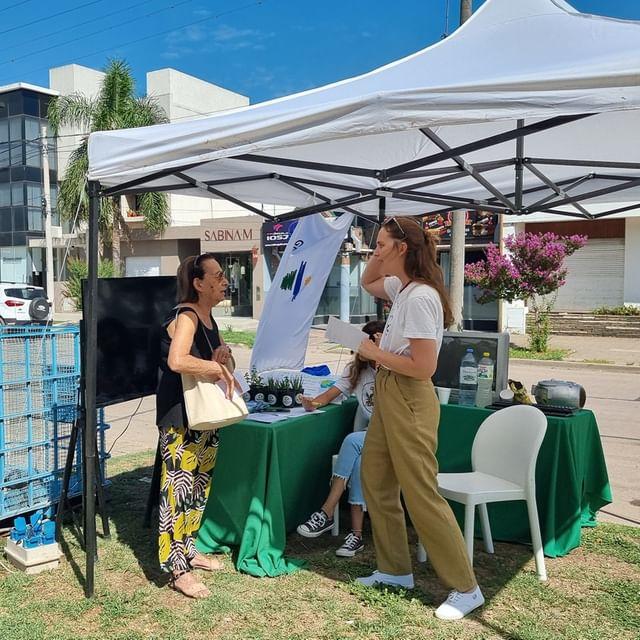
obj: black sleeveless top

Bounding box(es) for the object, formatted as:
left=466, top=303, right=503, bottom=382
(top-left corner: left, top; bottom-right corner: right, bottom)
left=156, top=306, right=222, bottom=428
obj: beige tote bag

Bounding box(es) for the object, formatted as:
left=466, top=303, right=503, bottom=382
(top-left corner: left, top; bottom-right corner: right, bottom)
left=181, top=372, right=248, bottom=430
left=179, top=313, right=248, bottom=430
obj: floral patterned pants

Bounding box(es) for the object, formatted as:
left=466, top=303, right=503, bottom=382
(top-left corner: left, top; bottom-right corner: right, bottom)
left=157, top=425, right=219, bottom=574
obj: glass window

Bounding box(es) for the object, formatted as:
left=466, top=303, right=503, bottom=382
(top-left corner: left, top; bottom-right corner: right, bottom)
left=0, top=146, right=8, bottom=169
left=0, top=183, right=10, bottom=207
left=10, top=142, right=23, bottom=166
left=28, top=208, right=43, bottom=231
left=24, top=117, right=39, bottom=141
left=5, top=286, right=43, bottom=300
left=0, top=120, right=7, bottom=144
left=0, top=208, right=12, bottom=232
left=13, top=208, right=27, bottom=231
left=50, top=183, right=57, bottom=210
left=9, top=117, right=22, bottom=142
left=26, top=142, right=41, bottom=168
left=26, top=183, right=41, bottom=208
left=11, top=182, right=24, bottom=206
left=22, top=94, right=39, bottom=117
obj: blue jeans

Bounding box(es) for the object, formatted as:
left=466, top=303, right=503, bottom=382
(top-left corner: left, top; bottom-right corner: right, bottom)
left=333, top=431, right=366, bottom=507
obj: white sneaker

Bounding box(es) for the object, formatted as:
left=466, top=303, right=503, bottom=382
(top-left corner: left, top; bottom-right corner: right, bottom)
left=435, top=586, right=484, bottom=620
left=356, top=570, right=414, bottom=589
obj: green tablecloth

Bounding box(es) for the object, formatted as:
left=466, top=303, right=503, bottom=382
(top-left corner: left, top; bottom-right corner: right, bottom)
left=437, top=404, right=612, bottom=558
left=196, top=399, right=612, bottom=576
left=196, top=401, right=357, bottom=577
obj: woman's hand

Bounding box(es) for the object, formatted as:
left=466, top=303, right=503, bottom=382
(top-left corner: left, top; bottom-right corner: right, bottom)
left=358, top=337, right=381, bottom=361
left=207, top=362, right=236, bottom=399
left=212, top=344, right=232, bottom=365
left=301, top=396, right=320, bottom=412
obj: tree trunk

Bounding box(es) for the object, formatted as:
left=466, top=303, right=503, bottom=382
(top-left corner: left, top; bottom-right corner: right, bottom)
left=112, top=206, right=122, bottom=276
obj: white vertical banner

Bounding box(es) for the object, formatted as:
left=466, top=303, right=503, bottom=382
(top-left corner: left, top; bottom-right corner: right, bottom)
left=250, top=212, right=354, bottom=373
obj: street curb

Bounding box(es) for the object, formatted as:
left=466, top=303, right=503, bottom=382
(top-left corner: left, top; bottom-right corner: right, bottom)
left=510, top=358, right=640, bottom=374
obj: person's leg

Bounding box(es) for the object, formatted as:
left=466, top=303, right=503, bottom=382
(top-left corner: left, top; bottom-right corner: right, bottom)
left=385, top=374, right=479, bottom=603
left=350, top=504, right=364, bottom=535
left=321, top=431, right=366, bottom=516
left=157, top=425, right=210, bottom=598
left=361, top=370, right=413, bottom=577
left=181, top=429, right=223, bottom=571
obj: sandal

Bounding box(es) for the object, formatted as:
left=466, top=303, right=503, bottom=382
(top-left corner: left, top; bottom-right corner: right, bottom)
left=189, top=553, right=224, bottom=572
left=169, top=570, right=211, bottom=599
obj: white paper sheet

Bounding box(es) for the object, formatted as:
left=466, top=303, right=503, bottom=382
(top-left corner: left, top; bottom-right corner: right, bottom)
left=326, top=316, right=368, bottom=351
left=247, top=407, right=323, bottom=423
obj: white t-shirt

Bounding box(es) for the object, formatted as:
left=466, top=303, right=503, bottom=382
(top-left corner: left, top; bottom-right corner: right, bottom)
left=333, top=363, right=376, bottom=431
left=379, top=276, right=444, bottom=358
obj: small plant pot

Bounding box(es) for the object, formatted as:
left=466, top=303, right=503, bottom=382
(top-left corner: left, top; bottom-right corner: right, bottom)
left=266, top=389, right=278, bottom=405
left=279, top=389, right=296, bottom=408
left=294, top=391, right=304, bottom=406
left=252, top=386, right=269, bottom=403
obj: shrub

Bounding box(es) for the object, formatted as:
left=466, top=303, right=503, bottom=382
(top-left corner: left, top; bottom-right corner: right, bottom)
left=63, top=257, right=119, bottom=311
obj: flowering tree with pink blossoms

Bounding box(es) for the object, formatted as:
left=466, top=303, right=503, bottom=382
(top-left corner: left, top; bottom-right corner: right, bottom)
left=465, top=232, right=588, bottom=351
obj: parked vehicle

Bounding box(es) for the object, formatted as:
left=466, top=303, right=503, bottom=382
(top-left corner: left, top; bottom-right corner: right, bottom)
left=0, top=283, right=52, bottom=325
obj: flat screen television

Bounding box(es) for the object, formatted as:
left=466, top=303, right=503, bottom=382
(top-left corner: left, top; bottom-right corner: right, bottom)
left=83, top=276, right=177, bottom=408
left=432, top=330, right=510, bottom=403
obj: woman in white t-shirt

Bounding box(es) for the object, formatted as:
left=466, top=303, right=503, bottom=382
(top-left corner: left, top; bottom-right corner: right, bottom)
left=296, top=319, right=384, bottom=558
left=355, top=217, right=484, bottom=622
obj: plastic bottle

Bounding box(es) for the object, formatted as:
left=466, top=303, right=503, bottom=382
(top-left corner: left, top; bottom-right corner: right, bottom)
left=458, top=348, right=478, bottom=406
left=475, top=352, right=494, bottom=408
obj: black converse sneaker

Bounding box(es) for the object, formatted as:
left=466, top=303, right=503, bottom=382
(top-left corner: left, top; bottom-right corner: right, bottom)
left=296, top=510, right=334, bottom=538
left=335, top=532, right=364, bottom=557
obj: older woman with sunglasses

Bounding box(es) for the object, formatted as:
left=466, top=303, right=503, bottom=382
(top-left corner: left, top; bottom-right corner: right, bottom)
left=155, top=253, right=235, bottom=598
left=355, top=217, right=484, bottom=621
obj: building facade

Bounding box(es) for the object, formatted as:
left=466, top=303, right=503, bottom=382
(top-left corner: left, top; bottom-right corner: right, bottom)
left=0, top=84, right=59, bottom=285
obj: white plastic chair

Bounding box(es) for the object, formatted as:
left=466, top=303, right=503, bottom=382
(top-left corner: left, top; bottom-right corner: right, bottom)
left=417, top=404, right=548, bottom=581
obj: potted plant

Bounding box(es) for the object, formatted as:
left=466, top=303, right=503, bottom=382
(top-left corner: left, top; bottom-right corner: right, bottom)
left=266, top=377, right=279, bottom=406
left=246, top=368, right=267, bottom=402
left=291, top=376, right=304, bottom=406
left=279, top=376, right=296, bottom=408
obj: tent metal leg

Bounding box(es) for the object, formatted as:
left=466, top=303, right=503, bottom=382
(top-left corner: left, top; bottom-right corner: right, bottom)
left=83, top=180, right=100, bottom=598
left=376, top=198, right=385, bottom=321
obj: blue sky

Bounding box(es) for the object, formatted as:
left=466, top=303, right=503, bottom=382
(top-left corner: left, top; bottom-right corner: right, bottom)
left=1, top=0, right=639, bottom=104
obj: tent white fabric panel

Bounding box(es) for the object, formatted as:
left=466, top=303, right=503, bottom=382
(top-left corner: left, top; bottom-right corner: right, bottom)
left=87, top=0, right=640, bottom=220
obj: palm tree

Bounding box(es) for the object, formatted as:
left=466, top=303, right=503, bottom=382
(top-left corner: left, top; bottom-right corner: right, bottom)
left=48, top=59, right=169, bottom=271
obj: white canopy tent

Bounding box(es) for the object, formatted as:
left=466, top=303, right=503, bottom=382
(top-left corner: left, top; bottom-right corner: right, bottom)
left=88, top=0, right=640, bottom=222
left=79, top=0, right=640, bottom=596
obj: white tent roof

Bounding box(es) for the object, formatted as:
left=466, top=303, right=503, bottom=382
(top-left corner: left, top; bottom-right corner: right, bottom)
left=87, top=0, right=640, bottom=221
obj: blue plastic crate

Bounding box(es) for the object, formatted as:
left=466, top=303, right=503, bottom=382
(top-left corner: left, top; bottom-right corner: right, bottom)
left=0, top=324, right=110, bottom=519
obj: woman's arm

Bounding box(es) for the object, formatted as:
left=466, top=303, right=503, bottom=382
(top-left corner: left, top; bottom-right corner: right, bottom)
left=361, top=256, right=390, bottom=301
left=301, top=385, right=342, bottom=411
left=358, top=337, right=438, bottom=380
left=167, top=312, right=230, bottom=382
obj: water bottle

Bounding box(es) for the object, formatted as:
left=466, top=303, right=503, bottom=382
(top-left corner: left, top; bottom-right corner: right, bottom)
left=475, top=352, right=494, bottom=408
left=458, top=348, right=477, bottom=406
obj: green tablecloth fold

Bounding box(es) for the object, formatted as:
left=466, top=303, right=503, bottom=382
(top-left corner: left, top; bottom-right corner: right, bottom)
left=196, top=399, right=612, bottom=575
left=196, top=401, right=357, bottom=576
left=437, top=404, right=612, bottom=557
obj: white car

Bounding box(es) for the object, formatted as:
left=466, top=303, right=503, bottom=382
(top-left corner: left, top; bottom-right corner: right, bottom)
left=0, top=283, right=52, bottom=325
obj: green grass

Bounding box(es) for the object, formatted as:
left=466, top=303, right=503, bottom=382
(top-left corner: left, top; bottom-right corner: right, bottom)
left=219, top=328, right=256, bottom=348
left=509, top=346, right=571, bottom=361
left=1, top=452, right=638, bottom=640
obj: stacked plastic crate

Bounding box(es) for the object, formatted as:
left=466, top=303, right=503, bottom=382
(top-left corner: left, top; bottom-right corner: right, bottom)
left=0, top=324, right=109, bottom=519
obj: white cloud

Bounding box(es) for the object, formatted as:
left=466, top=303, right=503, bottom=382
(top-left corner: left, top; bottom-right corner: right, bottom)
left=163, top=20, right=275, bottom=59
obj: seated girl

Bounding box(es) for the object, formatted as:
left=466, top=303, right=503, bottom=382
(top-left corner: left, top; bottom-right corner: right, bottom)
left=296, top=319, right=384, bottom=557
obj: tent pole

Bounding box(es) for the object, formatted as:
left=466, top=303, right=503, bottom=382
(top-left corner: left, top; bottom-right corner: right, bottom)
left=376, top=198, right=385, bottom=320
left=84, top=180, right=100, bottom=598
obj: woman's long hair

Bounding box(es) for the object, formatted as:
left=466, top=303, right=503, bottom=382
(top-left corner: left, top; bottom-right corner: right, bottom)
left=347, top=319, right=386, bottom=388
left=382, top=217, right=454, bottom=328
left=176, top=253, right=217, bottom=303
